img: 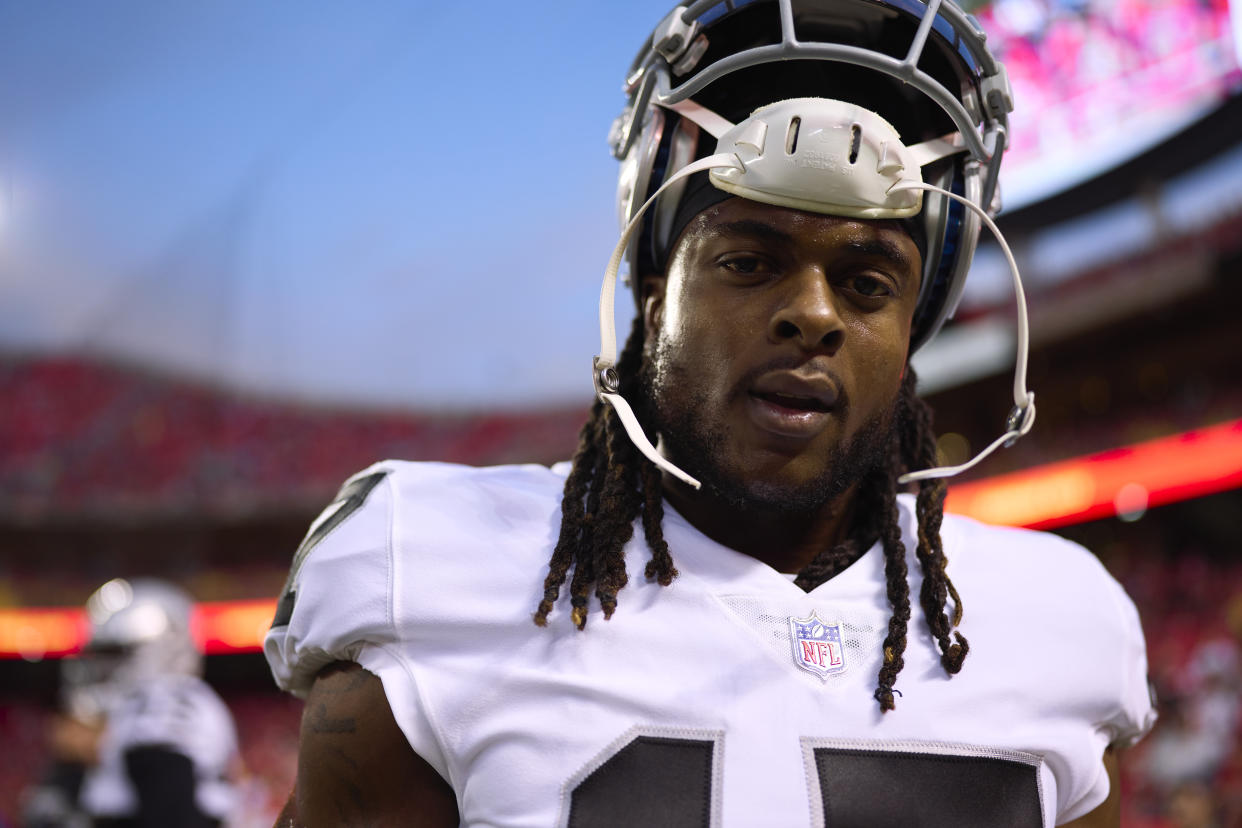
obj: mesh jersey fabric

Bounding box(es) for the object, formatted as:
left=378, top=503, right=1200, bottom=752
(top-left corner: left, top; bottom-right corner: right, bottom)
left=265, top=460, right=1156, bottom=828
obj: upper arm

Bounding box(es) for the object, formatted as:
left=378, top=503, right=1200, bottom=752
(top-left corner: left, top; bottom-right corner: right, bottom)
left=1058, top=747, right=1120, bottom=828
left=292, top=661, right=458, bottom=828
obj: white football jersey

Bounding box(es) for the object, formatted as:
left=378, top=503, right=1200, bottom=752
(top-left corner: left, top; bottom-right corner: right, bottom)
left=80, top=673, right=239, bottom=821
left=266, top=461, right=1155, bottom=828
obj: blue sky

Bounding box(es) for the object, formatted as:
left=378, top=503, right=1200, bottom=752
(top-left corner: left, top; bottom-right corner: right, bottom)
left=0, top=0, right=673, bottom=410
left=2, top=0, right=1235, bottom=410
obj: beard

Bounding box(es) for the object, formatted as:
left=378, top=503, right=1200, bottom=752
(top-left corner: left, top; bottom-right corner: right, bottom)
left=640, top=352, right=898, bottom=516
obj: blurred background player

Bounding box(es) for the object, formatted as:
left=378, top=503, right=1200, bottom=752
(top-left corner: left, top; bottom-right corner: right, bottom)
left=20, top=578, right=239, bottom=828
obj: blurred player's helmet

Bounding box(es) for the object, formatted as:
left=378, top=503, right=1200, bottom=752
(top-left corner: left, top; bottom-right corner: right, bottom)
left=612, top=0, right=1012, bottom=350
left=62, top=578, right=202, bottom=718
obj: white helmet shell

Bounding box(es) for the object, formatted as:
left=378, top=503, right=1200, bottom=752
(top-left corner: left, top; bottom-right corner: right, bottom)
left=71, top=578, right=202, bottom=704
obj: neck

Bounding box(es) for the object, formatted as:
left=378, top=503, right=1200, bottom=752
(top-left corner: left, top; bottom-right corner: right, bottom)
left=662, top=477, right=862, bottom=574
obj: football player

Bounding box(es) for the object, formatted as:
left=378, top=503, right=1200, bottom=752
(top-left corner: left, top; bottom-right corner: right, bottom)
left=266, top=0, right=1155, bottom=825
left=28, top=578, right=240, bottom=827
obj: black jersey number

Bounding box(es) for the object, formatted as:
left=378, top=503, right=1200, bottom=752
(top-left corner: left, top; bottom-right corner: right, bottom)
left=567, top=735, right=1043, bottom=828
left=568, top=735, right=716, bottom=828
left=271, top=470, right=388, bottom=628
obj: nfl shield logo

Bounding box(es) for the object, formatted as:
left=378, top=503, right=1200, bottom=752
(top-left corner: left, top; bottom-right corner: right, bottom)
left=789, top=613, right=846, bottom=679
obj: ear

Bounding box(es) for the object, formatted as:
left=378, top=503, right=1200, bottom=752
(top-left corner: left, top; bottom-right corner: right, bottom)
left=641, top=273, right=667, bottom=336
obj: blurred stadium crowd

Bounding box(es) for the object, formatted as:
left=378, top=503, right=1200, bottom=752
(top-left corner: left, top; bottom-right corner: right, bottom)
left=1, top=353, right=1240, bottom=825
left=979, top=0, right=1237, bottom=199
left=0, top=356, right=584, bottom=525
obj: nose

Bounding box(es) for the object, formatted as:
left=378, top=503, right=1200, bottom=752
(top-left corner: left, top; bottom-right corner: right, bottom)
left=768, top=266, right=844, bottom=351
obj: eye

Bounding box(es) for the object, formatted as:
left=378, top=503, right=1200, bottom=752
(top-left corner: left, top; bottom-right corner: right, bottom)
left=715, top=254, right=778, bottom=283
left=719, top=255, right=768, bottom=275
left=845, top=274, right=894, bottom=298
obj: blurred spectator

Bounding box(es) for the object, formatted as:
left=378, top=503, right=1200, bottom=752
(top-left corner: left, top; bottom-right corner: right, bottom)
left=1141, top=694, right=1232, bottom=793
left=1166, top=781, right=1221, bottom=828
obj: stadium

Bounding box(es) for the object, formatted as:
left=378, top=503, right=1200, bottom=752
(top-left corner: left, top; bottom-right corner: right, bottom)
left=2, top=0, right=1241, bottom=824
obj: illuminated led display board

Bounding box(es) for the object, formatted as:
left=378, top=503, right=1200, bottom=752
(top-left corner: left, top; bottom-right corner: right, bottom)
left=976, top=0, right=1241, bottom=208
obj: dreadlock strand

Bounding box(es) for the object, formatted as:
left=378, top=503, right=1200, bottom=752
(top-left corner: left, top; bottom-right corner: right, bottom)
left=900, top=370, right=970, bottom=674
left=568, top=415, right=613, bottom=629
left=591, top=405, right=641, bottom=618
left=640, top=460, right=677, bottom=585
left=905, top=401, right=952, bottom=656
left=914, top=482, right=952, bottom=646
left=537, top=315, right=658, bottom=629
left=873, top=446, right=911, bottom=712
left=587, top=319, right=655, bottom=616
left=534, top=406, right=605, bottom=626
left=567, top=526, right=599, bottom=629
left=925, top=493, right=969, bottom=674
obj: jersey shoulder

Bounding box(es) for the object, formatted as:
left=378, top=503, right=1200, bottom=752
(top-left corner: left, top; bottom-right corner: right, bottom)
left=929, top=502, right=1157, bottom=747
left=264, top=460, right=567, bottom=697
left=935, top=505, right=1119, bottom=594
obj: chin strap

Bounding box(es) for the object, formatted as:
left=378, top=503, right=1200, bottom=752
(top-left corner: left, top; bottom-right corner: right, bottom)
left=596, top=152, right=744, bottom=490
left=889, top=180, right=1036, bottom=485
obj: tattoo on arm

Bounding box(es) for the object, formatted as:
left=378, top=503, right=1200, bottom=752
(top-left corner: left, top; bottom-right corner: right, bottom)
left=296, top=661, right=459, bottom=827
left=307, top=703, right=357, bottom=735
left=298, top=664, right=374, bottom=824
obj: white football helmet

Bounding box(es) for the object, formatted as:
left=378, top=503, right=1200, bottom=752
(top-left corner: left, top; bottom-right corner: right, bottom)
left=596, top=0, right=1034, bottom=488
left=62, top=578, right=202, bottom=718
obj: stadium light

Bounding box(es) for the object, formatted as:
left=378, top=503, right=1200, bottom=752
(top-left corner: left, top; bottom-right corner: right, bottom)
left=945, top=417, right=1242, bottom=529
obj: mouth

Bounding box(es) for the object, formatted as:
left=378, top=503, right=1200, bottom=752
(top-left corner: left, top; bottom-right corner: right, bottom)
left=749, top=390, right=833, bottom=414
left=746, top=372, right=841, bottom=438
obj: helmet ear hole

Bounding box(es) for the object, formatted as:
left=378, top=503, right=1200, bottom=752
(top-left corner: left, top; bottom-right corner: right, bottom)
left=616, top=108, right=665, bottom=232
left=650, top=117, right=702, bottom=269
left=916, top=160, right=956, bottom=311
left=615, top=108, right=666, bottom=287
left=616, top=112, right=704, bottom=298
left=911, top=161, right=983, bottom=349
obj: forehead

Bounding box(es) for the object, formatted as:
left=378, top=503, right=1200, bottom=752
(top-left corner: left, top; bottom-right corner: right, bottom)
left=684, top=197, right=917, bottom=259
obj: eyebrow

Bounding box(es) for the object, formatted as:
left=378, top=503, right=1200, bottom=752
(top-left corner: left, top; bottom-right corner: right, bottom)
left=706, top=219, right=916, bottom=273
left=705, top=219, right=795, bottom=245
left=839, top=238, right=916, bottom=274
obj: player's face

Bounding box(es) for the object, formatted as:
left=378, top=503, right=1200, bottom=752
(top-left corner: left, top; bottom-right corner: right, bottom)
left=642, top=197, right=922, bottom=510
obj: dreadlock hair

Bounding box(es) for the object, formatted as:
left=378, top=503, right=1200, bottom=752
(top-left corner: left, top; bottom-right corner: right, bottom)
left=533, top=315, right=968, bottom=711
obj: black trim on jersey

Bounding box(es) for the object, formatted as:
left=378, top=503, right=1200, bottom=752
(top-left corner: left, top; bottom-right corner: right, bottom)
left=93, top=746, right=220, bottom=828
left=272, top=470, right=388, bottom=628
left=812, top=747, right=1042, bottom=828
left=569, top=736, right=713, bottom=828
